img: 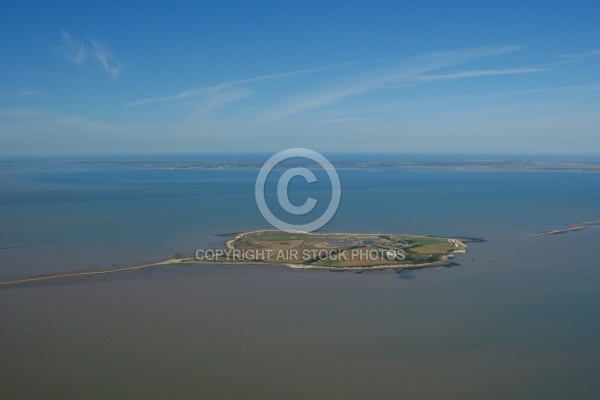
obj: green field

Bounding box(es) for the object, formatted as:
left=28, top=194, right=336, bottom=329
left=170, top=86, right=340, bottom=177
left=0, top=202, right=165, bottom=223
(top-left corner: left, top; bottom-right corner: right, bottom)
left=208, top=230, right=467, bottom=269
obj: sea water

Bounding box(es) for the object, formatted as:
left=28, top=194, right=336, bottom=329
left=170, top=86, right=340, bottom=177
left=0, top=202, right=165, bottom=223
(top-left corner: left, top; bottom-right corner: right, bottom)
left=1, top=159, right=599, bottom=399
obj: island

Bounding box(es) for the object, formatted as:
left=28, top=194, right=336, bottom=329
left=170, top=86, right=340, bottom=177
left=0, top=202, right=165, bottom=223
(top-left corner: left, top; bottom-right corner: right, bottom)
left=189, top=230, right=471, bottom=270
left=0, top=230, right=476, bottom=287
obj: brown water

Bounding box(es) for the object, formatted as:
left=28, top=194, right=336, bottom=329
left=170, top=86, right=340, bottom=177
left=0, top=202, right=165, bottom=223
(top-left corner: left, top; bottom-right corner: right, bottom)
left=2, top=229, right=600, bottom=399
left=1, top=164, right=600, bottom=398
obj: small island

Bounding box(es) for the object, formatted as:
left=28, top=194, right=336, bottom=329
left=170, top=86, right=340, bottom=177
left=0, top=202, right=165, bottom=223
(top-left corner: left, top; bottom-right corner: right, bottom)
left=188, top=230, right=470, bottom=270
left=0, top=230, right=475, bottom=287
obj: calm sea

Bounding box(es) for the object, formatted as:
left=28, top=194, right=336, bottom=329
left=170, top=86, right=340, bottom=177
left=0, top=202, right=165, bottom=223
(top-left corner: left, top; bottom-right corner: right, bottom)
left=1, top=159, right=599, bottom=399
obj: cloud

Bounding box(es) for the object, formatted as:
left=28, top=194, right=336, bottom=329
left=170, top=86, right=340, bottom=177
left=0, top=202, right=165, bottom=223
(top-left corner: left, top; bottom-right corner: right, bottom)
left=259, top=45, right=537, bottom=121
left=0, top=90, right=47, bottom=98
left=126, top=87, right=214, bottom=107
left=126, top=45, right=544, bottom=122
left=88, top=39, right=127, bottom=79
left=556, top=49, right=600, bottom=63
left=126, top=85, right=253, bottom=117
left=414, top=67, right=546, bottom=83
left=59, top=30, right=86, bottom=65
left=125, top=60, right=366, bottom=107
left=57, top=30, right=126, bottom=79
left=16, top=90, right=42, bottom=97
left=0, top=108, right=46, bottom=117
left=193, top=88, right=253, bottom=117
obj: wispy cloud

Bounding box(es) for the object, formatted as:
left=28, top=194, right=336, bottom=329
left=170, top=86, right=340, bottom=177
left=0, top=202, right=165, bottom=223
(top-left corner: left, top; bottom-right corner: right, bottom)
left=259, top=46, right=538, bottom=121
left=56, top=30, right=126, bottom=79
left=0, top=90, right=47, bottom=98
left=290, top=83, right=600, bottom=127
left=0, top=108, right=46, bottom=117
left=126, top=45, right=545, bottom=122
left=0, top=108, right=138, bottom=136
left=126, top=60, right=366, bottom=107
left=415, top=67, right=546, bottom=83
left=88, top=39, right=127, bottom=79
left=556, top=49, right=600, bottom=63
left=16, top=90, right=43, bottom=97
left=59, top=30, right=86, bottom=65
left=126, top=87, right=216, bottom=107
left=193, top=88, right=253, bottom=117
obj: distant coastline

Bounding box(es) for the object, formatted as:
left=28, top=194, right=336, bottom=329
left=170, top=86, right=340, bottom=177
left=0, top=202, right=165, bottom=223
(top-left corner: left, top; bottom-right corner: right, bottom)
left=23, top=159, right=600, bottom=172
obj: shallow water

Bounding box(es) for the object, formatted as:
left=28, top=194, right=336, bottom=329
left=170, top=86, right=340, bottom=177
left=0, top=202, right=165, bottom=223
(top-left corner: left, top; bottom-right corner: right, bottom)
left=1, top=162, right=599, bottom=399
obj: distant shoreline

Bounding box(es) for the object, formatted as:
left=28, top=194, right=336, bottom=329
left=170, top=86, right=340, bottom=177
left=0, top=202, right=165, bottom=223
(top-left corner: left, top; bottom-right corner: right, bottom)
left=9, top=159, right=600, bottom=172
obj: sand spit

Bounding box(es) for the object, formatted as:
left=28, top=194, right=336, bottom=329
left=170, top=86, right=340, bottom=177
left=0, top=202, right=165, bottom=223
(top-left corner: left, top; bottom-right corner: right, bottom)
left=532, top=220, right=600, bottom=236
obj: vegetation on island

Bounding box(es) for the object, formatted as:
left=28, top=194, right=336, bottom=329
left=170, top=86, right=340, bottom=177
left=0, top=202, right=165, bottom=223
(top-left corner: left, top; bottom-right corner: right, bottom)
left=208, top=230, right=468, bottom=269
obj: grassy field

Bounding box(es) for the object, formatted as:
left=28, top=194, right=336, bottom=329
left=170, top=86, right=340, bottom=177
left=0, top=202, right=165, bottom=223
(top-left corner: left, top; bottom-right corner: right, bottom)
left=221, top=230, right=465, bottom=269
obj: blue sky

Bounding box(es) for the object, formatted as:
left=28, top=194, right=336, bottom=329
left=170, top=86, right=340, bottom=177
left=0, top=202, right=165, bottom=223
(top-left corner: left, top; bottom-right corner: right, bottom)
left=1, top=0, right=599, bottom=156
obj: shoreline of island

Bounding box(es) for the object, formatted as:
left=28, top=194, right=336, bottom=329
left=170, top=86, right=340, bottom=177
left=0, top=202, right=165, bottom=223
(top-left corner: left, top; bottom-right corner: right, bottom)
left=0, top=229, right=479, bottom=287
left=0, top=256, right=461, bottom=287
left=218, top=229, right=472, bottom=269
